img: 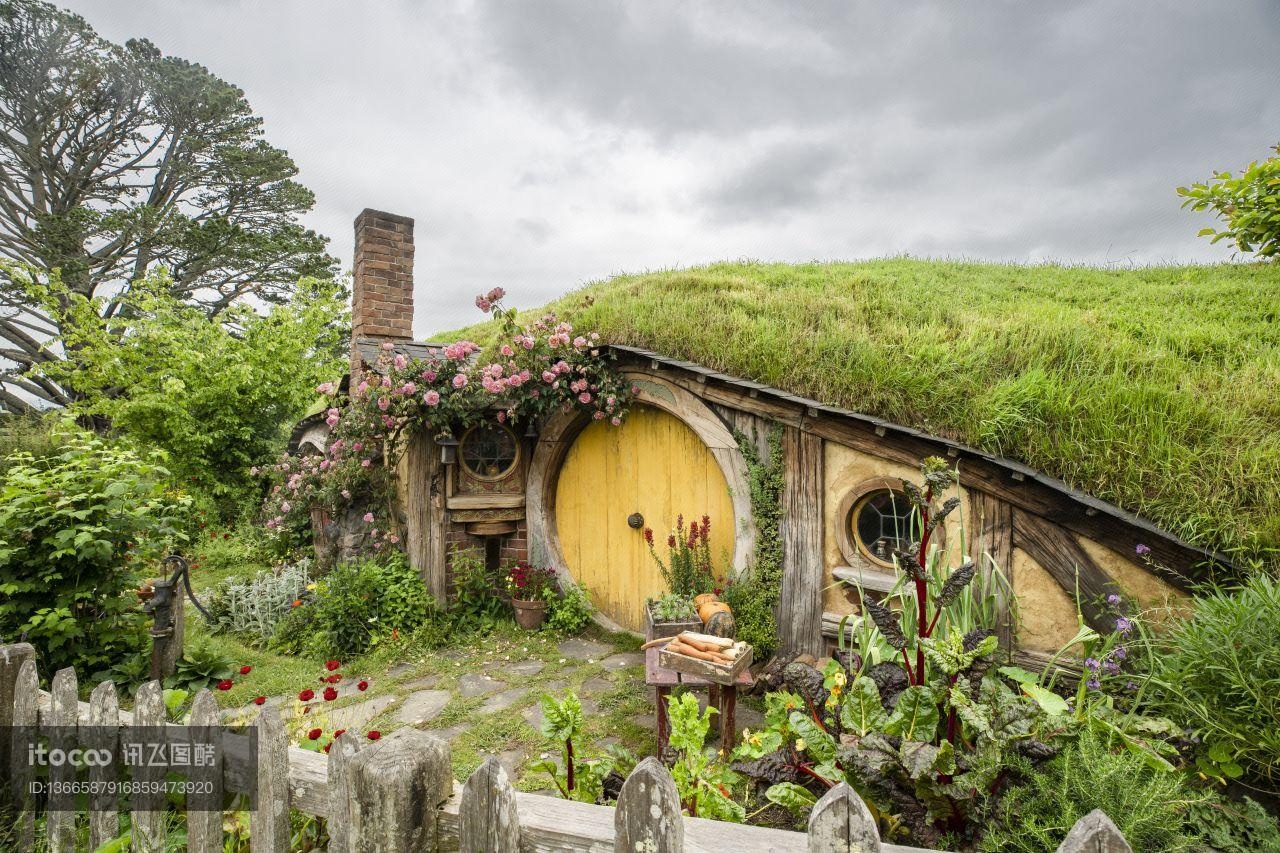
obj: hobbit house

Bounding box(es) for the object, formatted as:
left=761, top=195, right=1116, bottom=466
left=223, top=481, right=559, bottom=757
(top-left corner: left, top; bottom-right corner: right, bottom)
left=297, top=208, right=1231, bottom=665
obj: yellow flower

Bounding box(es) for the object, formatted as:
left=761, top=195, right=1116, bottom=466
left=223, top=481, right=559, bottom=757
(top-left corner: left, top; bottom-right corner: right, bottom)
left=795, top=737, right=807, bottom=752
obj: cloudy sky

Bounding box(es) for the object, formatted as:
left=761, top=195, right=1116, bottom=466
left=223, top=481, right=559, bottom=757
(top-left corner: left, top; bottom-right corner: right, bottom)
left=61, top=0, right=1280, bottom=336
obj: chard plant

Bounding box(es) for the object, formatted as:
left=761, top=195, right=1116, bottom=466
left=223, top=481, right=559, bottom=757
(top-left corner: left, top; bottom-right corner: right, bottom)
left=530, top=691, right=614, bottom=803
left=665, top=693, right=744, bottom=821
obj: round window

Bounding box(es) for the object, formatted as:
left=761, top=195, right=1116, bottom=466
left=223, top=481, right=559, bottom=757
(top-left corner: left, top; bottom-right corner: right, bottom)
left=460, top=423, right=520, bottom=480
left=851, top=489, right=918, bottom=566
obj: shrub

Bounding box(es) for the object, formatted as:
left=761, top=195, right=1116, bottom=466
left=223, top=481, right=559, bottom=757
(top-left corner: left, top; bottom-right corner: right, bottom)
left=980, top=730, right=1204, bottom=853
left=643, top=514, right=718, bottom=599
left=546, top=582, right=595, bottom=634
left=190, top=525, right=273, bottom=590
left=307, top=552, right=435, bottom=658
left=449, top=547, right=507, bottom=629
left=1146, top=573, right=1280, bottom=788
left=1179, top=142, right=1280, bottom=258
left=723, top=426, right=783, bottom=659
left=204, top=561, right=312, bottom=644
left=0, top=412, right=60, bottom=476
left=0, top=425, right=191, bottom=673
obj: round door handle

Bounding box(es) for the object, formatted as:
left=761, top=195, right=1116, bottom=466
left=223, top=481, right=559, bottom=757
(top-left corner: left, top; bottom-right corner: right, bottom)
left=627, top=512, right=644, bottom=529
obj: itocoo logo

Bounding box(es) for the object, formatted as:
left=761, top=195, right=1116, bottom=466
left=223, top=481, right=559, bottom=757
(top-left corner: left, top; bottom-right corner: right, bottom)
left=28, top=742, right=113, bottom=767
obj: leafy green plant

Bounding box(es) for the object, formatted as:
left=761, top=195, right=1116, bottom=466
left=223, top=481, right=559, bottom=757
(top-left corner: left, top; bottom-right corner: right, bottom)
left=530, top=691, right=614, bottom=803
left=643, top=514, right=718, bottom=599
left=647, top=592, right=697, bottom=623
left=979, top=729, right=1205, bottom=853
left=0, top=423, right=191, bottom=673
left=1185, top=791, right=1280, bottom=853
left=166, top=638, right=235, bottom=692
left=448, top=547, right=507, bottom=629
left=1146, top=573, right=1280, bottom=788
left=1178, top=142, right=1280, bottom=258
left=666, top=692, right=744, bottom=821
left=723, top=425, right=784, bottom=659
left=204, top=561, right=312, bottom=644
left=307, top=552, right=436, bottom=658
left=545, top=581, right=595, bottom=634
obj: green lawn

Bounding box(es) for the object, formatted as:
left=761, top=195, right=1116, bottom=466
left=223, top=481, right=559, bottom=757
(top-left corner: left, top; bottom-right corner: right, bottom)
left=443, top=259, right=1280, bottom=569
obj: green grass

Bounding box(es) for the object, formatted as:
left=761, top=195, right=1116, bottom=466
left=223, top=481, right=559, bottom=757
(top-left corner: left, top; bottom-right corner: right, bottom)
left=443, top=259, right=1280, bottom=569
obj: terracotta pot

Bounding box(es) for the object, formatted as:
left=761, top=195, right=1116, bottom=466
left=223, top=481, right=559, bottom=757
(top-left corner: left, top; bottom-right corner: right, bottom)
left=136, top=587, right=155, bottom=602
left=693, top=593, right=720, bottom=607
left=512, top=598, right=547, bottom=630
left=697, top=600, right=731, bottom=623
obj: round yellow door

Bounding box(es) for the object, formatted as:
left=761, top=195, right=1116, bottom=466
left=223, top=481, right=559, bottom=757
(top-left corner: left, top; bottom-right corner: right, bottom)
left=555, top=403, right=735, bottom=632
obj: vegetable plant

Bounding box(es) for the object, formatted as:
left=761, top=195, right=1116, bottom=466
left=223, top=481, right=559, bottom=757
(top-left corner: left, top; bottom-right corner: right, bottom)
left=666, top=692, right=744, bottom=821
left=647, top=592, right=698, bottom=623
left=643, top=514, right=719, bottom=599
left=530, top=690, right=615, bottom=803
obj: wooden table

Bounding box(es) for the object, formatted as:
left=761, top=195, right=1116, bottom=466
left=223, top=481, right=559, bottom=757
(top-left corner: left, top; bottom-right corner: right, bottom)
left=645, top=646, right=754, bottom=750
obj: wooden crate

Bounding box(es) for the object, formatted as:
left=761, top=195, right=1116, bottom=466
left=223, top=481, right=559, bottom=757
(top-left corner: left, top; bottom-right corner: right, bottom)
left=644, top=606, right=702, bottom=641
left=658, top=642, right=753, bottom=686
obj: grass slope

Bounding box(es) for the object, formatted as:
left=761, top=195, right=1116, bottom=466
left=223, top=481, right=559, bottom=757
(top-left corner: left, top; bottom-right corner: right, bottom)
left=443, top=259, right=1280, bottom=568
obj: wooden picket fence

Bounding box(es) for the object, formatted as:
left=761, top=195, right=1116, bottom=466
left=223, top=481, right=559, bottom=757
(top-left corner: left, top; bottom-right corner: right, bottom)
left=0, top=643, right=1134, bottom=852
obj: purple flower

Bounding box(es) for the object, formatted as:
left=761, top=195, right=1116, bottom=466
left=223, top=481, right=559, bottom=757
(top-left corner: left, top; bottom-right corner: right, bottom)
left=1103, top=660, right=1121, bottom=674
left=1112, top=646, right=1127, bottom=661
left=1125, top=681, right=1139, bottom=691
left=1106, top=594, right=1121, bottom=606
left=1084, top=657, right=1100, bottom=671
left=1135, top=543, right=1151, bottom=556
left=1086, top=678, right=1101, bottom=691
left=1115, top=617, right=1133, bottom=635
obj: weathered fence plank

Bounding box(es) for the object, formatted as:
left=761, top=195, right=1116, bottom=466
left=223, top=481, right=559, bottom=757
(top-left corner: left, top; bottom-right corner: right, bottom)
left=48, top=667, right=79, bottom=853
left=808, top=783, right=881, bottom=852
left=188, top=690, right=223, bottom=853
left=252, top=703, right=291, bottom=852
left=0, top=643, right=34, bottom=771
left=87, top=680, right=121, bottom=849
left=616, top=756, right=684, bottom=852
left=349, top=728, right=451, bottom=852
left=132, top=680, right=166, bottom=853
left=460, top=757, right=521, bottom=853
left=1056, top=809, right=1132, bottom=853
left=779, top=426, right=825, bottom=656
left=9, top=657, right=38, bottom=850
left=327, top=730, right=363, bottom=853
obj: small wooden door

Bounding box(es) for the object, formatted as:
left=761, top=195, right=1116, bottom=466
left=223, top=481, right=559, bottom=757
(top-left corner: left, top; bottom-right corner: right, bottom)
left=555, top=403, right=735, bottom=632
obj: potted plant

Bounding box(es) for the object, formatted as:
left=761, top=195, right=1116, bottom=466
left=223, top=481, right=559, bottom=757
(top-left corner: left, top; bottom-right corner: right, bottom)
left=506, top=560, right=558, bottom=630
left=645, top=593, right=701, bottom=640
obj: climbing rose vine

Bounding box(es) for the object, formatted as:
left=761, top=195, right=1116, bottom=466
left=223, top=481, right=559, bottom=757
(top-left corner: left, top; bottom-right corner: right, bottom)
left=258, top=290, right=633, bottom=538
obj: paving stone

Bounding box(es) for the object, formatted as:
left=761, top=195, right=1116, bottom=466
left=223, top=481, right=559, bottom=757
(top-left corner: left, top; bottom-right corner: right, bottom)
left=631, top=713, right=658, bottom=731
left=395, top=689, right=451, bottom=725
left=498, top=748, right=525, bottom=779
left=598, top=652, right=644, bottom=671
left=557, top=638, right=611, bottom=660
left=478, top=687, right=529, bottom=715
left=506, top=660, right=546, bottom=677
left=419, top=724, right=467, bottom=743
left=458, top=673, right=506, bottom=698
left=579, top=677, right=615, bottom=696
left=542, top=679, right=568, bottom=693
left=325, top=694, right=397, bottom=732
left=387, top=662, right=415, bottom=678
left=399, top=675, right=439, bottom=691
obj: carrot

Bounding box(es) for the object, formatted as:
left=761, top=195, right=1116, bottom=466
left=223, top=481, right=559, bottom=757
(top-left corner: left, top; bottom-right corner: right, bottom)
left=641, top=636, right=676, bottom=650
left=679, top=631, right=734, bottom=649
left=667, top=641, right=731, bottom=664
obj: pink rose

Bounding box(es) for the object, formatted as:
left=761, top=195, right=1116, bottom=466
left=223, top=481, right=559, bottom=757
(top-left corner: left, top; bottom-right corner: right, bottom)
left=377, top=396, right=390, bottom=411
left=382, top=342, right=396, bottom=351
left=500, top=344, right=513, bottom=357
left=593, top=411, right=605, bottom=420
left=542, top=370, right=556, bottom=383
left=452, top=374, right=468, bottom=389
left=611, top=416, right=622, bottom=426
left=578, top=392, right=592, bottom=404
left=424, top=390, right=441, bottom=406
left=361, top=459, right=372, bottom=468
left=393, top=354, right=407, bottom=370
left=401, top=382, right=416, bottom=395
left=363, top=512, right=374, bottom=523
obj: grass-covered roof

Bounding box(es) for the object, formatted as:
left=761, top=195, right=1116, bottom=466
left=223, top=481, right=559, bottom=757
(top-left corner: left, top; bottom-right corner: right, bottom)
left=443, top=259, right=1280, bottom=568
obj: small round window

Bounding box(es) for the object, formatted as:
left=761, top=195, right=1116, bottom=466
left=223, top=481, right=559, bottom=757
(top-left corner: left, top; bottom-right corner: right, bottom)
left=852, top=489, right=918, bottom=566
left=460, top=423, right=519, bottom=480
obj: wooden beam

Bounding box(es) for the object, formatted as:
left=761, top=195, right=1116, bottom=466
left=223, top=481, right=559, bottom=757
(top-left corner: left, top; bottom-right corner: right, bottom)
left=1013, top=509, right=1127, bottom=634
left=971, top=491, right=1015, bottom=649
left=779, top=427, right=825, bottom=657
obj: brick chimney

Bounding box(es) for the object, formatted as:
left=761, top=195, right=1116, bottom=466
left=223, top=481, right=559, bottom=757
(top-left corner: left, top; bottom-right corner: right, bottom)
left=351, top=209, right=415, bottom=379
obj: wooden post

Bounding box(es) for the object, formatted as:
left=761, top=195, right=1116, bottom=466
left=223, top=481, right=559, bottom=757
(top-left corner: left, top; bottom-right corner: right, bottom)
left=187, top=690, right=223, bottom=853
left=1055, top=809, right=1132, bottom=853
left=87, top=680, right=121, bottom=849
left=9, top=657, right=38, bottom=850
left=779, top=426, right=825, bottom=656
left=348, top=728, right=452, bottom=852
left=48, top=667, right=78, bottom=853
left=131, top=680, right=166, bottom=853
left=401, top=431, right=448, bottom=602
left=808, top=783, right=881, bottom=852
left=972, top=491, right=1015, bottom=649
left=327, top=731, right=364, bottom=853
left=615, top=757, right=683, bottom=852
left=148, top=577, right=185, bottom=681
left=0, top=642, right=34, bottom=772
left=252, top=703, right=291, bottom=852
left=460, top=757, right=521, bottom=853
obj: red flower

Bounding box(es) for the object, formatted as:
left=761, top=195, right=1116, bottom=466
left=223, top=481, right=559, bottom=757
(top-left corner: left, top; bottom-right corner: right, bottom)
left=292, top=599, right=302, bottom=608
left=253, top=696, right=266, bottom=705
left=323, top=687, right=338, bottom=701
left=239, top=665, right=252, bottom=675
left=325, top=674, right=342, bottom=684
left=357, top=680, right=369, bottom=692
left=307, top=728, right=322, bottom=740
left=667, top=534, right=676, bottom=549
left=216, top=679, right=233, bottom=691
left=333, top=729, right=347, bottom=739
left=298, top=689, right=315, bottom=702
left=323, top=743, right=332, bottom=753
left=367, top=730, right=381, bottom=741
left=643, top=527, right=653, bottom=545
left=325, top=660, right=341, bottom=672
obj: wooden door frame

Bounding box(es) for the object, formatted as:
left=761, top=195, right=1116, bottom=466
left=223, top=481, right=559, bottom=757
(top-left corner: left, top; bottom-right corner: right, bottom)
left=526, top=370, right=757, bottom=634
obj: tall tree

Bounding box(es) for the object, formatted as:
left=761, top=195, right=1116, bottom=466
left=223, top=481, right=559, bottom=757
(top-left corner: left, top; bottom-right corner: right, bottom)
left=0, top=0, right=336, bottom=412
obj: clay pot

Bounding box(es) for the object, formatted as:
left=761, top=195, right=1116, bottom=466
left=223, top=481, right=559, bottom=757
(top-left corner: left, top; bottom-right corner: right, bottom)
left=511, top=598, right=547, bottom=630
left=697, top=600, right=731, bottom=623
left=693, top=593, right=720, bottom=607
